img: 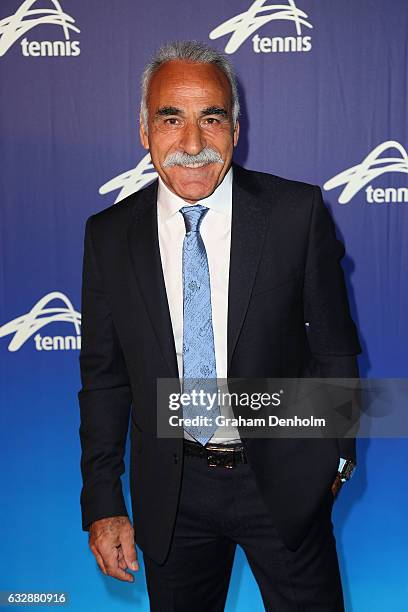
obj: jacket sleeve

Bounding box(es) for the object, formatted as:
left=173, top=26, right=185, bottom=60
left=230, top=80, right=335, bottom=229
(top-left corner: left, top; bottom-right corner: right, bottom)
left=303, top=185, right=362, bottom=462
left=78, top=215, right=132, bottom=530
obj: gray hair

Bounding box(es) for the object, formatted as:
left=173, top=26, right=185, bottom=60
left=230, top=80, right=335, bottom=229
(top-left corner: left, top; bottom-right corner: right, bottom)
left=140, top=40, right=240, bottom=131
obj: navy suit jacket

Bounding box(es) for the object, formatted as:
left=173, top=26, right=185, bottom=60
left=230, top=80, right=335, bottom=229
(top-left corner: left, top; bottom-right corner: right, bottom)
left=78, top=163, right=361, bottom=564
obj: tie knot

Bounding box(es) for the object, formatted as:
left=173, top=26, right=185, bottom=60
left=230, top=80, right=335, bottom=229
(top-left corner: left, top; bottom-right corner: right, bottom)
left=179, top=204, right=209, bottom=233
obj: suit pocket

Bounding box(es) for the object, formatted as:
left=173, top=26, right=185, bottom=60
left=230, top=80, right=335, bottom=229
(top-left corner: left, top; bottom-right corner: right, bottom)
left=251, top=272, right=302, bottom=297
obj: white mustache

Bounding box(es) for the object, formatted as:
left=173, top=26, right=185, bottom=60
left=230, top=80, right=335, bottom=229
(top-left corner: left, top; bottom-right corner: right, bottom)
left=162, top=147, right=224, bottom=168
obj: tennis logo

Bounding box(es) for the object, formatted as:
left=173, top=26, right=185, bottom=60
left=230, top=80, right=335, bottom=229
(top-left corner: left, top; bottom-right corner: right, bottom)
left=324, top=141, right=408, bottom=205
left=0, top=292, right=81, bottom=351
left=0, top=0, right=80, bottom=57
left=209, top=0, right=312, bottom=54
left=99, top=153, right=158, bottom=203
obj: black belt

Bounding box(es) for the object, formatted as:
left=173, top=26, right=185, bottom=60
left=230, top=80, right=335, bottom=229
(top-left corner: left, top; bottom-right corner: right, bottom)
left=183, top=438, right=247, bottom=468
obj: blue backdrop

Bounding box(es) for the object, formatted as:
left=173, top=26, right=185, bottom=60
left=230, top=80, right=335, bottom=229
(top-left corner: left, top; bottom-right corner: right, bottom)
left=1, top=1, right=407, bottom=610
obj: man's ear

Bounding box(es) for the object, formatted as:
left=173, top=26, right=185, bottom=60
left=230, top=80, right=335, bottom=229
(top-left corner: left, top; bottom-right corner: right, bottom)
left=233, top=120, right=240, bottom=147
left=139, top=115, right=149, bottom=150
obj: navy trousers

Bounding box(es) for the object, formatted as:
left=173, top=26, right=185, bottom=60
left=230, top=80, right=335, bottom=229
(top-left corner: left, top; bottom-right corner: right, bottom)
left=143, top=447, right=345, bottom=611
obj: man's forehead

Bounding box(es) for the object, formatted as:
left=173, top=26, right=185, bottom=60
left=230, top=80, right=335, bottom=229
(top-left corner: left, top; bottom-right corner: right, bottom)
left=148, top=61, right=232, bottom=103
left=153, top=59, right=227, bottom=80
left=152, top=88, right=229, bottom=111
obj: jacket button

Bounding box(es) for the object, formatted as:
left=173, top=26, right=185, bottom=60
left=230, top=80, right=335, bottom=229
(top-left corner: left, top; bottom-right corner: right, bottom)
left=173, top=453, right=179, bottom=464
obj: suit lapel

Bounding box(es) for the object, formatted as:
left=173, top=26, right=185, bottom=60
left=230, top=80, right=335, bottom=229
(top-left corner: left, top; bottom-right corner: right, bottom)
left=126, top=165, right=271, bottom=380
left=227, top=164, right=270, bottom=373
left=127, top=180, right=179, bottom=379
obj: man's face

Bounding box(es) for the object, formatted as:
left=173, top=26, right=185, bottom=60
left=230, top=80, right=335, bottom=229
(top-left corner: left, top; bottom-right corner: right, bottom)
left=139, top=60, right=239, bottom=203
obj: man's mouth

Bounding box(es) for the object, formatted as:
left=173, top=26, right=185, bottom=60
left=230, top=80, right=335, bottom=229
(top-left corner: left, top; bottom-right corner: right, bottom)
left=180, top=162, right=208, bottom=169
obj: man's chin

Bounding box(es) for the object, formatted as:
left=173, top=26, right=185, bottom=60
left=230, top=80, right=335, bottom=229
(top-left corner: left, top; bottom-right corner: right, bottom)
left=173, top=186, right=214, bottom=202
left=164, top=164, right=223, bottom=202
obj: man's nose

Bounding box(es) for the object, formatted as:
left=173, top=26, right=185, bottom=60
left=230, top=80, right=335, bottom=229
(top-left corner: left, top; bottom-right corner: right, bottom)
left=179, top=122, right=206, bottom=155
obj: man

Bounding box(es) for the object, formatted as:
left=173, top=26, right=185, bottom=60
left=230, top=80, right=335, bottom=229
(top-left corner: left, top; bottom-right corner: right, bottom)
left=78, top=41, right=361, bottom=611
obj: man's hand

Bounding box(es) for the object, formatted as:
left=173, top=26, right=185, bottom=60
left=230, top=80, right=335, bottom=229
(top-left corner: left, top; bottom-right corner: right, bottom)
left=88, top=516, right=139, bottom=582
left=331, top=473, right=344, bottom=499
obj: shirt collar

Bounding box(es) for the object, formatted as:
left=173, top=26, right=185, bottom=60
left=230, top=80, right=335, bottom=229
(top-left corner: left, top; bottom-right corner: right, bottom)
left=157, top=165, right=233, bottom=223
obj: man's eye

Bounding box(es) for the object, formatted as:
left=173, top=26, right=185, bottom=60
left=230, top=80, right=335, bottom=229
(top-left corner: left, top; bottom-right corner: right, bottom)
left=203, top=117, right=220, bottom=125
left=164, top=117, right=180, bottom=125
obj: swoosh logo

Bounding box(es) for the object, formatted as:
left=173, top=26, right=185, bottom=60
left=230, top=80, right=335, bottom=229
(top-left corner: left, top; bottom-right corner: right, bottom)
left=323, top=141, right=408, bottom=204
left=209, top=0, right=312, bottom=54
left=99, top=153, right=158, bottom=203
left=0, top=0, right=80, bottom=57
left=0, top=291, right=81, bottom=351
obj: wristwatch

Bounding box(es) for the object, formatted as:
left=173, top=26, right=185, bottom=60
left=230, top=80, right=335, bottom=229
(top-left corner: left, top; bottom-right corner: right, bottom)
left=338, top=458, right=356, bottom=482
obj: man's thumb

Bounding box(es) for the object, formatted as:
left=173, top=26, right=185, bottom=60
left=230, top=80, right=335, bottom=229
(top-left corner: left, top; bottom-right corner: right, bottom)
left=120, top=529, right=139, bottom=571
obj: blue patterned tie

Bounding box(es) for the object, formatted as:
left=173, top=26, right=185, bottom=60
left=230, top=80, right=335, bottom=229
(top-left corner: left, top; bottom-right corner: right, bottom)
left=179, top=204, right=220, bottom=446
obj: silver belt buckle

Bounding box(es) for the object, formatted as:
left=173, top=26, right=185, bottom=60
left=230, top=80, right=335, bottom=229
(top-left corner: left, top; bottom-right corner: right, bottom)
left=206, top=445, right=235, bottom=469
